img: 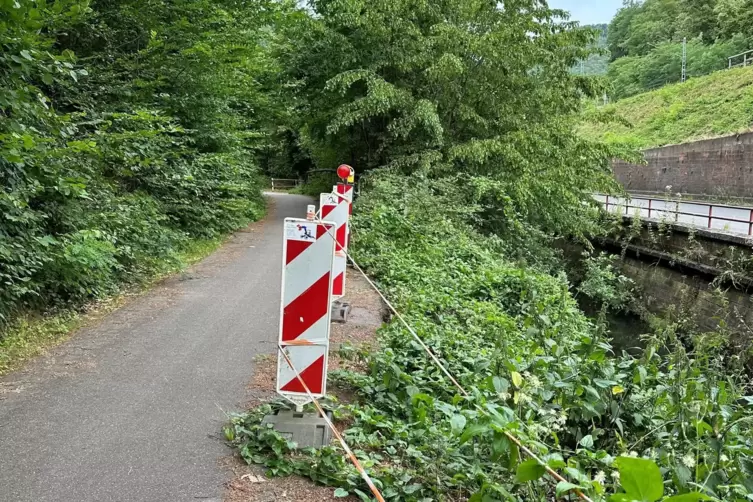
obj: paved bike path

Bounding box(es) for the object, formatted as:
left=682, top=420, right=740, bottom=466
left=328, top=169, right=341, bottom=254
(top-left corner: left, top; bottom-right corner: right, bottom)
left=0, top=193, right=310, bottom=502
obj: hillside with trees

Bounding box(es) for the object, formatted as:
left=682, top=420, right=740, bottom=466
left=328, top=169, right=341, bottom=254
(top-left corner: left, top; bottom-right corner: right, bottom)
left=576, top=24, right=609, bottom=76
left=606, top=0, right=753, bottom=99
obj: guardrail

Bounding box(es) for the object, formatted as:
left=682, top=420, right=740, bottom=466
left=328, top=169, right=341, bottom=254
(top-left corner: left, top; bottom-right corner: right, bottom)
left=728, top=49, right=753, bottom=69
left=594, top=194, right=753, bottom=236
left=270, top=178, right=300, bottom=190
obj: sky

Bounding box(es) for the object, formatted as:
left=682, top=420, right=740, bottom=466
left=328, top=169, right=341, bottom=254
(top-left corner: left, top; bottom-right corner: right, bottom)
left=548, top=0, right=623, bottom=25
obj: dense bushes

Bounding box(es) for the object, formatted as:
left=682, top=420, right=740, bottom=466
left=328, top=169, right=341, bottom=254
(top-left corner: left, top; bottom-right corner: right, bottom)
left=279, top=0, right=621, bottom=240
left=231, top=172, right=753, bottom=501
left=0, top=1, right=281, bottom=328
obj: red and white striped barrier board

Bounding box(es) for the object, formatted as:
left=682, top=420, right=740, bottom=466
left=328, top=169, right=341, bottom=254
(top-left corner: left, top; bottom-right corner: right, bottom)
left=335, top=183, right=353, bottom=249
left=276, top=218, right=336, bottom=407
left=320, top=192, right=349, bottom=298
left=335, top=183, right=353, bottom=215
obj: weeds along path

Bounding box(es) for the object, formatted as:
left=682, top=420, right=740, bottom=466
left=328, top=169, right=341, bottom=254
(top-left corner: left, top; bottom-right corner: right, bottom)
left=0, top=193, right=311, bottom=502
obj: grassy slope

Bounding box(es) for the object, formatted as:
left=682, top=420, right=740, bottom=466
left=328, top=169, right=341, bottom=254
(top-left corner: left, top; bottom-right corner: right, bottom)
left=580, top=66, right=753, bottom=148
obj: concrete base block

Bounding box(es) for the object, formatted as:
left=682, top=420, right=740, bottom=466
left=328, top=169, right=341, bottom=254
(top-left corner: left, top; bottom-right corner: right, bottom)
left=331, top=301, right=352, bottom=323
left=261, top=410, right=333, bottom=449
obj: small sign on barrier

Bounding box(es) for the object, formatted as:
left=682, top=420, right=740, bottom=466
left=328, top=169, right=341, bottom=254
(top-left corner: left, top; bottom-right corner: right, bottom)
left=277, top=217, right=336, bottom=408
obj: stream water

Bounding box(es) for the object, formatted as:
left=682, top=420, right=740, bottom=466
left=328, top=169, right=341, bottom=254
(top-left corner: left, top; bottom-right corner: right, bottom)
left=578, top=299, right=650, bottom=356
left=605, top=310, right=650, bottom=355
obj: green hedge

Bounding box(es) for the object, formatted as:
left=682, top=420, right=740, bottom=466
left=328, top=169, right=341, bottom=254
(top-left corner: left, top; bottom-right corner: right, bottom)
left=1, top=1, right=270, bottom=328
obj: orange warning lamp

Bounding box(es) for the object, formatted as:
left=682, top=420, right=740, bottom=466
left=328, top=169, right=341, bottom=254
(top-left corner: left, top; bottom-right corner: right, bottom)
left=337, top=164, right=352, bottom=181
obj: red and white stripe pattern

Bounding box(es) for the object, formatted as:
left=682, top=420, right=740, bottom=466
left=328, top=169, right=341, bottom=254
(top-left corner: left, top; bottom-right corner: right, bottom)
left=320, top=192, right=349, bottom=298
left=336, top=183, right=353, bottom=215
left=335, top=183, right=353, bottom=249
left=276, top=218, right=336, bottom=404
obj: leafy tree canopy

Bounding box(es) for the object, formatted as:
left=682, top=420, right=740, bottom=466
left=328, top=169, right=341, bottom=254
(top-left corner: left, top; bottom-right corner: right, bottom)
left=282, top=0, right=620, bottom=236
left=0, top=0, right=298, bottom=325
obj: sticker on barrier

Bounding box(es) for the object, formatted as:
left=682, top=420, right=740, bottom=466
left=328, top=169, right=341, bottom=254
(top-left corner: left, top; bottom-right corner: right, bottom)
left=320, top=192, right=348, bottom=299
left=277, top=217, right=336, bottom=407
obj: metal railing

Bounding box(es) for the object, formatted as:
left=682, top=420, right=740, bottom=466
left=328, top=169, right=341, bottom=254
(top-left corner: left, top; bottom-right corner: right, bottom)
left=594, top=194, right=753, bottom=236
left=270, top=178, right=300, bottom=190
left=728, top=49, right=753, bottom=69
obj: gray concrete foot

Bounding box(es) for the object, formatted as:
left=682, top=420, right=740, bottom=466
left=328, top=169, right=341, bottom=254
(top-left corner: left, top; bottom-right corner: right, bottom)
left=331, top=301, right=352, bottom=323
left=261, top=410, right=333, bottom=448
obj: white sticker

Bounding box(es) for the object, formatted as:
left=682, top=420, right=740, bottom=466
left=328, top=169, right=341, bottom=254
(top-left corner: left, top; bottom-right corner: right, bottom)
left=320, top=193, right=337, bottom=207
left=285, top=221, right=316, bottom=241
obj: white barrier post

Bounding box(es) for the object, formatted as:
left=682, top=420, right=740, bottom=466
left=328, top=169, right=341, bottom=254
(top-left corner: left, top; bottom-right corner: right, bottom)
left=320, top=193, right=349, bottom=299
left=335, top=165, right=355, bottom=249
left=276, top=217, right=336, bottom=411
left=335, top=183, right=353, bottom=209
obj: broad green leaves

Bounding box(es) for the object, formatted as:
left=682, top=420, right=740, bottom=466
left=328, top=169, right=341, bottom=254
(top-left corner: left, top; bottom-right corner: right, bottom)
left=450, top=414, right=466, bottom=435
left=491, top=376, right=508, bottom=394
left=557, top=481, right=585, bottom=497
left=515, top=459, right=546, bottom=483
left=610, top=457, right=710, bottom=502
left=579, top=435, right=594, bottom=449
left=613, top=457, right=664, bottom=502
left=511, top=371, right=523, bottom=388
left=459, top=423, right=487, bottom=444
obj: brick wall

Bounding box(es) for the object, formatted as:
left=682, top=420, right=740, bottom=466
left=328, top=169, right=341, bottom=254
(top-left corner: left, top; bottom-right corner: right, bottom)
left=613, top=131, right=753, bottom=197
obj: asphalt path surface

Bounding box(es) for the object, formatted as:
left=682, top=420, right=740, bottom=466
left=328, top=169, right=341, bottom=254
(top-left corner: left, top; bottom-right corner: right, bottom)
left=0, top=193, right=311, bottom=502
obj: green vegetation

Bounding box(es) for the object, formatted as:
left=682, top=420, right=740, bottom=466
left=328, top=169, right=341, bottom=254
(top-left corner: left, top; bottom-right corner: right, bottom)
left=280, top=0, right=618, bottom=237
left=291, top=173, right=340, bottom=198
left=0, top=311, right=83, bottom=375
left=601, top=0, right=753, bottom=99
left=5, top=1, right=753, bottom=501
left=580, top=66, right=753, bottom=147
left=0, top=2, right=289, bottom=346
left=231, top=174, right=752, bottom=501
left=219, top=1, right=753, bottom=501
left=575, top=24, right=610, bottom=77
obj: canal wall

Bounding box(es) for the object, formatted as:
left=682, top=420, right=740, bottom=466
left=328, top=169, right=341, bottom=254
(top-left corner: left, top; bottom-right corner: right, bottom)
left=592, top=217, right=753, bottom=352
left=613, top=131, right=753, bottom=199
